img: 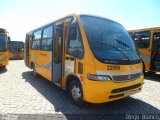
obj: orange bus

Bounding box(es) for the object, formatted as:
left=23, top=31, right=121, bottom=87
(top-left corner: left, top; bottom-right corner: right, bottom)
left=0, top=28, right=10, bottom=68
left=129, top=27, right=160, bottom=73
left=25, top=14, right=144, bottom=106
left=9, top=41, right=24, bottom=59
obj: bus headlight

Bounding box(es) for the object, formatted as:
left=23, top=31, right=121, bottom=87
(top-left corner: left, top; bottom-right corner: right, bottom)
left=0, top=57, right=4, bottom=61
left=87, top=74, right=111, bottom=81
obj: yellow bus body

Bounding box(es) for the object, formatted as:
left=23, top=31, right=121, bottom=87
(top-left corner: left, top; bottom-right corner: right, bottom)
left=83, top=58, right=143, bottom=103
left=129, top=27, right=160, bottom=72
left=0, top=51, right=9, bottom=67
left=25, top=14, right=144, bottom=105
left=9, top=52, right=24, bottom=59
left=0, top=28, right=9, bottom=67
left=31, top=50, right=52, bottom=80
left=9, top=41, right=24, bottom=59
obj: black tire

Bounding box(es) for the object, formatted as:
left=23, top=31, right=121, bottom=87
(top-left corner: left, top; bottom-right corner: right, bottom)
left=69, top=80, right=84, bottom=106
left=148, top=71, right=156, bottom=75
left=33, top=64, right=38, bottom=77
left=0, top=66, right=6, bottom=70
left=2, top=66, right=6, bottom=69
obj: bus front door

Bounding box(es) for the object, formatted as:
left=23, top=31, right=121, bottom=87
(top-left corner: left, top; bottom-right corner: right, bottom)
left=25, top=34, right=31, bottom=68
left=53, top=24, right=64, bottom=85
left=151, top=32, right=160, bottom=71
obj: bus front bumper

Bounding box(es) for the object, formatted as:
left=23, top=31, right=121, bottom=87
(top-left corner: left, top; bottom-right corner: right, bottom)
left=0, top=60, right=8, bottom=67
left=83, top=75, right=144, bottom=103
left=0, top=56, right=8, bottom=67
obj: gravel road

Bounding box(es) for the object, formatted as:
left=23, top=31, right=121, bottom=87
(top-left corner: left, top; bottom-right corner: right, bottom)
left=0, top=60, right=160, bottom=120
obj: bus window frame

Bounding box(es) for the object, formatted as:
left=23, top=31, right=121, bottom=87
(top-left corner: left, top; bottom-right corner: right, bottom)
left=32, top=29, right=42, bottom=50
left=134, top=31, right=151, bottom=49
left=66, top=21, right=84, bottom=60
left=40, top=25, right=54, bottom=51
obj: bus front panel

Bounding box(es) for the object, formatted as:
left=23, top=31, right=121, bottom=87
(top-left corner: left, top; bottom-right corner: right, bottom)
left=83, top=58, right=143, bottom=103
left=0, top=51, right=9, bottom=67
left=79, top=15, right=144, bottom=103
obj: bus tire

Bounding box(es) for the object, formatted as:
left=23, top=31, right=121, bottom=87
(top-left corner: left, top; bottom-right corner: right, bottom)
left=148, top=71, right=156, bottom=75
left=2, top=66, right=6, bottom=68
left=33, top=64, right=38, bottom=77
left=69, top=80, right=84, bottom=106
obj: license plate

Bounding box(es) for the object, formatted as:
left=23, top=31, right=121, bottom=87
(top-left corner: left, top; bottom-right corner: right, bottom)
left=124, top=90, right=139, bottom=97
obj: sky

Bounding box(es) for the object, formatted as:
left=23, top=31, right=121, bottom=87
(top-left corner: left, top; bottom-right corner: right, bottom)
left=0, top=0, right=160, bottom=41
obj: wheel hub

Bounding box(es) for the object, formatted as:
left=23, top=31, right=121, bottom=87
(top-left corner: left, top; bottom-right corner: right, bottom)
left=71, top=85, right=81, bottom=101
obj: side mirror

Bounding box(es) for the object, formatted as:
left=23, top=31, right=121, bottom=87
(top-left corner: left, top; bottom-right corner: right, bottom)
left=7, top=36, right=11, bottom=50
left=8, top=36, right=11, bottom=42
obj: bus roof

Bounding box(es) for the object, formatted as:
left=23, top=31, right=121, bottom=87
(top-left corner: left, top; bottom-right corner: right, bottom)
left=27, top=14, right=78, bottom=34
left=0, top=28, right=8, bottom=34
left=26, top=14, right=123, bottom=35
left=128, top=27, right=160, bottom=32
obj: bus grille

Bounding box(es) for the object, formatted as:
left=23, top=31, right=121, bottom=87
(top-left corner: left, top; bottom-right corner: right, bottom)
left=112, top=73, right=141, bottom=82
left=111, top=83, right=141, bottom=93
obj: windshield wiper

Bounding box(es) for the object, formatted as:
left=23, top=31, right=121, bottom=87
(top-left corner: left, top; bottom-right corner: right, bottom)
left=114, top=39, right=140, bottom=60
left=95, top=40, right=131, bottom=62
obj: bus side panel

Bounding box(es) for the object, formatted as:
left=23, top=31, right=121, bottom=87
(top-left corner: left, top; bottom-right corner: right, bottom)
left=31, top=50, right=40, bottom=72
left=38, top=51, right=52, bottom=81
left=31, top=50, right=52, bottom=81
left=139, top=49, right=151, bottom=71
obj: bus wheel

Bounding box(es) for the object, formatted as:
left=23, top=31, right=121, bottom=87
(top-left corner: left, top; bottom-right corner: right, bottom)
left=69, top=80, right=84, bottom=106
left=148, top=71, right=156, bottom=75
left=2, top=66, right=6, bottom=69
left=33, top=65, right=38, bottom=77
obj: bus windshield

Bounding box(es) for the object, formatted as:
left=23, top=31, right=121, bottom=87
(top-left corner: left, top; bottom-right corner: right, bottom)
left=80, top=15, right=140, bottom=64
left=0, top=34, right=7, bottom=52
left=9, top=41, right=24, bottom=52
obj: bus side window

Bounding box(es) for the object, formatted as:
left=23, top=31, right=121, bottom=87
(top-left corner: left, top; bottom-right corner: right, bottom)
left=134, top=32, right=150, bottom=48
left=41, top=26, right=53, bottom=51
left=32, top=30, right=42, bottom=50
left=67, top=24, right=84, bottom=59
left=54, top=28, right=63, bottom=63
left=153, top=33, right=160, bottom=49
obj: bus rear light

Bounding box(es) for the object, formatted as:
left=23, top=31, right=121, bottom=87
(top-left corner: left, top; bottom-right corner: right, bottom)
left=87, top=74, right=111, bottom=81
